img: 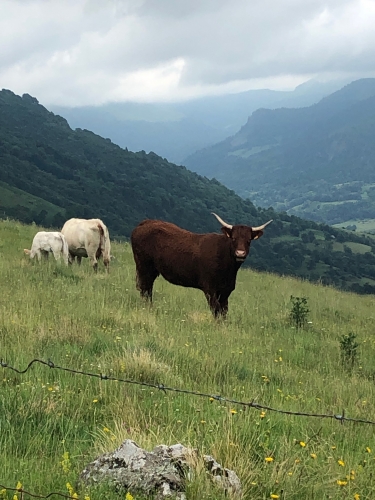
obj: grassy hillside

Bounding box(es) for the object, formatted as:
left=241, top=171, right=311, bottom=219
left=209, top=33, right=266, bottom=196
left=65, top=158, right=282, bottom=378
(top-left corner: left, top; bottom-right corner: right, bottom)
left=184, top=78, right=375, bottom=225
left=1, top=219, right=375, bottom=499
left=3, top=89, right=375, bottom=295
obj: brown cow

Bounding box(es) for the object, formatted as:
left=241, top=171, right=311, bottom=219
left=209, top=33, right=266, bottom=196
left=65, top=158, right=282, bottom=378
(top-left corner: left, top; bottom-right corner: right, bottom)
left=130, top=213, right=272, bottom=317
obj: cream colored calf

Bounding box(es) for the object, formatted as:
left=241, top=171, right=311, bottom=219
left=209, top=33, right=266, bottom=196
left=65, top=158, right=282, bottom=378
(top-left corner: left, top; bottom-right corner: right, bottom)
left=24, top=231, right=69, bottom=265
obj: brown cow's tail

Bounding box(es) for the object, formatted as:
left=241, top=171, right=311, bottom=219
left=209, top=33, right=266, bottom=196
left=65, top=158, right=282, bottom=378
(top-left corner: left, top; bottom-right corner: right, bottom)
left=98, top=222, right=111, bottom=273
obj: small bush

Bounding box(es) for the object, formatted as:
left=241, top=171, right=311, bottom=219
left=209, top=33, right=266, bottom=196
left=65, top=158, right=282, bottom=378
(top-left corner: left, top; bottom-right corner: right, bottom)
left=339, top=332, right=359, bottom=370
left=289, top=296, right=309, bottom=328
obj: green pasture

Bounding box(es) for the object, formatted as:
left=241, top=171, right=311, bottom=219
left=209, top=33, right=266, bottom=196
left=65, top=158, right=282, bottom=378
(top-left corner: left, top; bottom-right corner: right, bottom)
left=1, top=219, right=375, bottom=499
left=333, top=219, right=375, bottom=235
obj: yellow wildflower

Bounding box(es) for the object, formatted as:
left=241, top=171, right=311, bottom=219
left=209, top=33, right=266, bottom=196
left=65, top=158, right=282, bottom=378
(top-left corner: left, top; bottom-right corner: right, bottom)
left=265, top=456, right=274, bottom=462
left=230, top=409, right=237, bottom=414
left=270, top=495, right=280, bottom=499
left=310, top=453, right=317, bottom=459
left=299, top=441, right=306, bottom=447
left=260, top=411, right=266, bottom=418
left=338, top=459, right=345, bottom=466
left=126, top=493, right=134, bottom=500
left=61, top=451, right=71, bottom=473
left=288, top=471, right=293, bottom=476
left=331, top=445, right=336, bottom=450
left=337, top=480, right=347, bottom=486
left=200, top=420, right=206, bottom=424
left=66, top=483, right=74, bottom=496
left=354, top=493, right=360, bottom=500
left=295, top=458, right=300, bottom=463
left=92, top=399, right=98, bottom=403
left=366, top=447, right=371, bottom=453
left=0, top=490, right=6, bottom=498
left=103, top=427, right=110, bottom=433
left=15, top=483, right=22, bottom=491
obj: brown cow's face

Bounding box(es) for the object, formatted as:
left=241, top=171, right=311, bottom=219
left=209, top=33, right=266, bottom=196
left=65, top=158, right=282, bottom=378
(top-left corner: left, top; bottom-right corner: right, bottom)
left=222, top=225, right=264, bottom=262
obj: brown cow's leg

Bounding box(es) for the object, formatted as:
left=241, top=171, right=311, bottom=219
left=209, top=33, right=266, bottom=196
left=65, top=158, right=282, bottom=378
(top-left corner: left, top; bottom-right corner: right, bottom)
left=135, top=264, right=159, bottom=301
left=219, top=296, right=229, bottom=318
left=205, top=292, right=229, bottom=318
left=205, top=293, right=221, bottom=318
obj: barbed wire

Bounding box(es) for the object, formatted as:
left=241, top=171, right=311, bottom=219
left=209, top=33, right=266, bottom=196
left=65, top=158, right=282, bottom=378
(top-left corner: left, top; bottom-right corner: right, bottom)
left=0, top=484, right=77, bottom=499
left=1, top=357, right=375, bottom=425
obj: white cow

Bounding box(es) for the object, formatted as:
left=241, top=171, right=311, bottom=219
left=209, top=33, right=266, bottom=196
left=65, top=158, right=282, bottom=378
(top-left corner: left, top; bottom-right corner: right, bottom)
left=24, top=231, right=69, bottom=265
left=61, top=218, right=111, bottom=272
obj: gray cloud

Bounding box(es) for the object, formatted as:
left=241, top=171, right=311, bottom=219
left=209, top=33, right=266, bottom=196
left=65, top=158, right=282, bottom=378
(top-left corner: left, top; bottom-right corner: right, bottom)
left=1, top=0, right=374, bottom=105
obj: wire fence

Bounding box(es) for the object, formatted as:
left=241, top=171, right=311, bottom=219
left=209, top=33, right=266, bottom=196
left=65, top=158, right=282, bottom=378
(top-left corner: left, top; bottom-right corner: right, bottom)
left=2, top=357, right=375, bottom=425
left=0, top=484, right=77, bottom=499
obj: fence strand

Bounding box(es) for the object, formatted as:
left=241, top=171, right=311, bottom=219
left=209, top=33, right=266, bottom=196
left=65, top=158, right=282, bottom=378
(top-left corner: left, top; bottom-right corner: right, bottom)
left=0, top=484, right=77, bottom=499
left=1, top=358, right=375, bottom=425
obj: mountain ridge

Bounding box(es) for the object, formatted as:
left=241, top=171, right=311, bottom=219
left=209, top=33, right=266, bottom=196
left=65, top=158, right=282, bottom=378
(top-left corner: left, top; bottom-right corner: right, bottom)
left=184, top=78, right=375, bottom=224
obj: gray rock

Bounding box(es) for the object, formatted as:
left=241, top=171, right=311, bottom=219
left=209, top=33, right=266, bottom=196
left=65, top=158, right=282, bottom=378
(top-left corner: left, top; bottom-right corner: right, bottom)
left=80, top=440, right=241, bottom=498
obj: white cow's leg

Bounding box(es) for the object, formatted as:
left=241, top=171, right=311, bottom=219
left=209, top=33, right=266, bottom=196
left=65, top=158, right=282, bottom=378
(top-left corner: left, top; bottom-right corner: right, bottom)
left=87, top=251, right=98, bottom=272
left=41, top=250, right=49, bottom=261
left=52, top=250, right=61, bottom=262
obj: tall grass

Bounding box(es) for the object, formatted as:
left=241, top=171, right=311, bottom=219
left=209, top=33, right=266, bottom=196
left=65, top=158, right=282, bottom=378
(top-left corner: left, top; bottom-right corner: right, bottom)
left=1, top=219, right=375, bottom=499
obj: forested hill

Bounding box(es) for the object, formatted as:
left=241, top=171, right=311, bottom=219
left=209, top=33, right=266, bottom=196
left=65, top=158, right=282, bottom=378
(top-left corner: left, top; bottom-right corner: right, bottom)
left=2, top=88, right=375, bottom=295
left=184, top=78, right=375, bottom=225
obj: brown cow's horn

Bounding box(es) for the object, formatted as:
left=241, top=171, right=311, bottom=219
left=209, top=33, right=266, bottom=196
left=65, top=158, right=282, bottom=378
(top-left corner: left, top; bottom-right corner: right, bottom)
left=211, top=212, right=233, bottom=229
left=252, top=220, right=273, bottom=231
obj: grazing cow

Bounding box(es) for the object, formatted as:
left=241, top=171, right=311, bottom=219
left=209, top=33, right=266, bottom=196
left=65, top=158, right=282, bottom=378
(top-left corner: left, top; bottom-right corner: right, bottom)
left=131, top=213, right=272, bottom=317
left=24, top=231, right=69, bottom=265
left=61, top=218, right=111, bottom=272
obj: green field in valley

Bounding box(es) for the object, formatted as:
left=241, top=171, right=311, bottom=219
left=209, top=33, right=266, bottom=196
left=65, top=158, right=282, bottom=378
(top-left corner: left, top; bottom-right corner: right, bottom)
left=1, top=219, right=375, bottom=499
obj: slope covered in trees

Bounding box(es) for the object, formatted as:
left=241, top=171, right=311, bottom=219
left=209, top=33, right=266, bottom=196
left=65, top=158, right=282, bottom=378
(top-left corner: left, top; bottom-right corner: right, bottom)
left=1, top=88, right=375, bottom=294
left=184, top=79, right=375, bottom=225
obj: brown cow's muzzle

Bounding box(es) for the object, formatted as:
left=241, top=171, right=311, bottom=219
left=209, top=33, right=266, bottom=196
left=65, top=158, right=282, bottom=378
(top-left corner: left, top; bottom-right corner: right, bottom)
left=235, top=250, right=246, bottom=262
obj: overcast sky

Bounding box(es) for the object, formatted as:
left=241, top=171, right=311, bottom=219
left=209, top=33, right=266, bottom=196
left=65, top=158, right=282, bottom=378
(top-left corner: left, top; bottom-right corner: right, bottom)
left=2, top=0, right=375, bottom=106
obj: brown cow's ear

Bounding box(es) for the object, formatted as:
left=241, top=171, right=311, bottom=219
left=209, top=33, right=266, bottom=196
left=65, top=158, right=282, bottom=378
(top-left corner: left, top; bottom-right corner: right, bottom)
left=252, top=230, right=264, bottom=240
left=221, top=227, right=232, bottom=238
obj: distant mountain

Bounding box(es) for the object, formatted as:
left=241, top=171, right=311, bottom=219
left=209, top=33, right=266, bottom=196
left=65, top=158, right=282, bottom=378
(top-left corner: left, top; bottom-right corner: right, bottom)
left=50, top=78, right=350, bottom=164
left=2, top=88, right=375, bottom=295
left=184, top=78, right=375, bottom=225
